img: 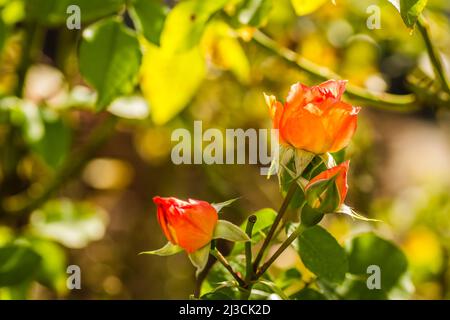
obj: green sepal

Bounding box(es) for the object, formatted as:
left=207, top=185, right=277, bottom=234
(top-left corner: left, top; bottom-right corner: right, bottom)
left=301, top=203, right=324, bottom=227
left=211, top=198, right=239, bottom=213
left=188, top=243, right=211, bottom=277
left=139, top=242, right=183, bottom=256
left=213, top=220, right=250, bottom=242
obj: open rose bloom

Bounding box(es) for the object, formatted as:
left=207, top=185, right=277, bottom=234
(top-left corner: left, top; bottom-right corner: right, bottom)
left=153, top=197, right=218, bottom=253
left=265, top=80, right=360, bottom=154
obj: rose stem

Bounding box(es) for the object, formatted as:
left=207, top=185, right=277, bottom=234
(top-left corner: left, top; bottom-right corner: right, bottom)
left=245, top=215, right=257, bottom=283
left=253, top=182, right=297, bottom=272
left=210, top=249, right=245, bottom=287
left=256, top=224, right=307, bottom=278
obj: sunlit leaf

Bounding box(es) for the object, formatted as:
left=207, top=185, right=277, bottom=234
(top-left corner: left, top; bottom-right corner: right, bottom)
left=160, top=0, right=228, bottom=53
left=29, top=199, right=108, bottom=249
left=140, top=42, right=205, bottom=125
left=389, top=0, right=428, bottom=28
left=202, top=21, right=250, bottom=84
left=28, top=238, right=67, bottom=294
left=291, top=0, right=328, bottom=16
left=129, top=0, right=168, bottom=46
left=236, top=0, right=273, bottom=27
left=80, top=18, right=141, bottom=110
left=2, top=0, right=25, bottom=25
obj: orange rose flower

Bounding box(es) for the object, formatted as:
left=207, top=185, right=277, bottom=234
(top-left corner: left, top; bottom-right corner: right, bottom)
left=305, top=160, right=349, bottom=213
left=265, top=80, right=360, bottom=154
left=153, top=196, right=218, bottom=253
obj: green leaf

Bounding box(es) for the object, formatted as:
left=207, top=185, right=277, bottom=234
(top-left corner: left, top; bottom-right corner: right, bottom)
left=1, top=0, right=25, bottom=25
left=276, top=267, right=302, bottom=290
left=188, top=244, right=211, bottom=276
left=28, top=238, right=67, bottom=294
left=7, top=98, right=44, bottom=143
left=245, top=208, right=277, bottom=237
left=139, top=242, right=183, bottom=256
left=29, top=199, right=108, bottom=249
left=31, top=112, right=71, bottom=169
left=298, top=225, right=348, bottom=283
left=0, top=243, right=41, bottom=287
left=211, top=197, right=239, bottom=213
left=0, top=17, right=6, bottom=53
left=256, top=280, right=289, bottom=299
left=291, top=0, right=328, bottom=16
left=236, top=0, right=273, bottom=27
left=160, top=0, right=228, bottom=53
left=346, top=232, right=408, bottom=292
left=201, top=254, right=245, bottom=296
left=401, top=0, right=428, bottom=28
left=338, top=278, right=388, bottom=300
left=389, top=0, right=428, bottom=28
left=213, top=220, right=250, bottom=242
left=79, top=18, right=141, bottom=110
left=231, top=208, right=277, bottom=254
left=26, top=0, right=125, bottom=25
left=0, top=281, right=32, bottom=299
left=129, top=0, right=168, bottom=46
left=202, top=20, right=251, bottom=84
left=140, top=43, right=205, bottom=125
left=201, top=284, right=239, bottom=300
left=291, top=287, right=327, bottom=300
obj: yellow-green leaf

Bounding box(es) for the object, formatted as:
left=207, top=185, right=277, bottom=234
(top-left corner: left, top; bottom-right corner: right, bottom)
left=160, top=0, right=228, bottom=53
left=140, top=42, right=205, bottom=125
left=202, top=21, right=250, bottom=84
left=291, top=0, right=328, bottom=16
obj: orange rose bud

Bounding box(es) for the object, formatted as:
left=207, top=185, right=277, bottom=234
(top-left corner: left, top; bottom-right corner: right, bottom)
left=265, top=80, right=360, bottom=154
left=153, top=196, right=218, bottom=253
left=305, top=161, right=349, bottom=213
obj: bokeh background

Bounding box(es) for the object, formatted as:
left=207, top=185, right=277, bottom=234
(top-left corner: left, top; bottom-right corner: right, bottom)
left=0, top=0, right=449, bottom=299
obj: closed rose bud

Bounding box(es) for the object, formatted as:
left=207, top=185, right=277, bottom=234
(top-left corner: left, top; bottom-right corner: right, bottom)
left=153, top=196, right=218, bottom=253
left=305, top=161, right=349, bottom=213
left=265, top=80, right=360, bottom=154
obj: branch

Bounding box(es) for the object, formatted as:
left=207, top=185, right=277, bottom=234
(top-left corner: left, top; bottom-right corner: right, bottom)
left=245, top=215, right=257, bottom=282
left=256, top=224, right=307, bottom=278
left=253, top=181, right=297, bottom=272
left=210, top=248, right=246, bottom=287
left=417, top=16, right=450, bottom=95
left=252, top=30, right=419, bottom=112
